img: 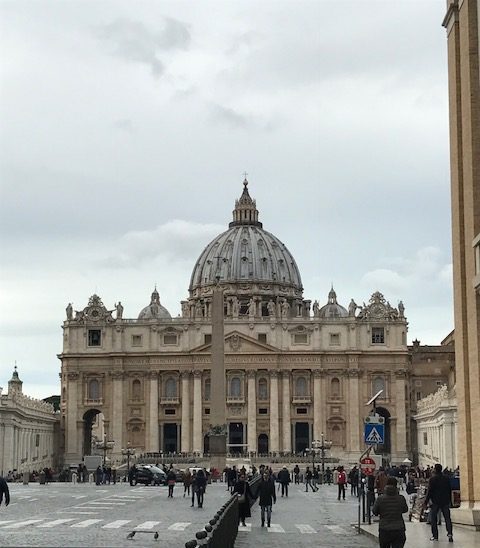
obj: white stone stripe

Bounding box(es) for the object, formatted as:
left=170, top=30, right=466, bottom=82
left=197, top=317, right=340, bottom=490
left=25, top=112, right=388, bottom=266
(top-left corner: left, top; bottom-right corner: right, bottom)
left=267, top=523, right=285, bottom=533
left=238, top=523, right=251, bottom=532
left=0, top=521, right=14, bottom=526
left=325, top=525, right=344, bottom=534
left=295, top=524, right=316, bottom=534
left=135, top=521, right=161, bottom=530
left=168, top=522, right=190, bottom=531
left=2, top=520, right=44, bottom=529
left=58, top=511, right=97, bottom=515
left=37, top=519, right=76, bottom=528
left=102, top=520, right=131, bottom=529
left=71, top=519, right=103, bottom=528
left=89, top=501, right=126, bottom=505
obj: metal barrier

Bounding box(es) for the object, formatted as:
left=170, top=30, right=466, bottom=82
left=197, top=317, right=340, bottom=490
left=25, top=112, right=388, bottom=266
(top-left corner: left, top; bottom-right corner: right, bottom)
left=185, top=475, right=260, bottom=548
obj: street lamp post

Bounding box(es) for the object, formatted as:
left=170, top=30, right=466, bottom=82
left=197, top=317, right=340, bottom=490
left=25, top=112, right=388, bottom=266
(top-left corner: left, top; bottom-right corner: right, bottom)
left=122, top=443, right=135, bottom=475
left=311, top=433, right=332, bottom=483
left=97, top=432, right=115, bottom=465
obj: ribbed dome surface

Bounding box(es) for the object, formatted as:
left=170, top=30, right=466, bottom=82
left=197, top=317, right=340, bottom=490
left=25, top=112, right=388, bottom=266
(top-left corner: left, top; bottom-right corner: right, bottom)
left=189, top=224, right=302, bottom=291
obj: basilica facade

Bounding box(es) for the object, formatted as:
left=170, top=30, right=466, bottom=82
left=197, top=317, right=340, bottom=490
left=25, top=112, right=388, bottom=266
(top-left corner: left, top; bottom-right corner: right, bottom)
left=60, top=181, right=414, bottom=466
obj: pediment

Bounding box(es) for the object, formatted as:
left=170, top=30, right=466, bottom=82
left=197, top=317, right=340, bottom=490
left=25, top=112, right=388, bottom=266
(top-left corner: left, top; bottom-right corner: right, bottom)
left=190, top=331, right=279, bottom=354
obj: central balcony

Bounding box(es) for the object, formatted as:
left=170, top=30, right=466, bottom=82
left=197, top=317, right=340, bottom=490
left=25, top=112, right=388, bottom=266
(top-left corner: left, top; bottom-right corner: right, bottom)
left=160, top=396, right=180, bottom=405
left=292, top=395, right=312, bottom=404
left=227, top=396, right=245, bottom=405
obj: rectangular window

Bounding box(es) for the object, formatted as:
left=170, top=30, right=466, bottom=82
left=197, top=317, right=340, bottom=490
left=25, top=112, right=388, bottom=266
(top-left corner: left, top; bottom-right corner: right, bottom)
left=204, top=334, right=212, bottom=344
left=371, top=327, right=385, bottom=344
left=415, top=380, right=422, bottom=387
left=329, top=333, right=340, bottom=346
left=258, top=408, right=268, bottom=415
left=132, top=335, right=142, bottom=347
left=163, top=333, right=178, bottom=345
left=296, top=407, right=307, bottom=415
left=423, top=432, right=428, bottom=446
left=165, top=409, right=176, bottom=415
left=416, top=391, right=422, bottom=401
left=436, top=381, right=443, bottom=386
left=88, top=329, right=101, bottom=346
left=35, top=434, right=40, bottom=447
left=257, top=333, right=267, bottom=344
left=204, top=408, right=210, bottom=415
left=293, top=333, right=308, bottom=344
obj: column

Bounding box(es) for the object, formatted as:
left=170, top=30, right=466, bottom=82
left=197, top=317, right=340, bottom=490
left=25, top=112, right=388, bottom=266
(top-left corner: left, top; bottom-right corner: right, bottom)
left=112, top=372, right=124, bottom=454
left=148, top=372, right=159, bottom=451
left=66, top=372, right=79, bottom=459
left=348, top=368, right=361, bottom=452
left=247, top=371, right=257, bottom=453
left=192, top=370, right=202, bottom=453
left=3, top=425, right=14, bottom=472
left=282, top=371, right=291, bottom=452
left=269, top=370, right=279, bottom=452
left=395, top=369, right=408, bottom=457
left=181, top=372, right=191, bottom=453
left=313, top=370, right=323, bottom=442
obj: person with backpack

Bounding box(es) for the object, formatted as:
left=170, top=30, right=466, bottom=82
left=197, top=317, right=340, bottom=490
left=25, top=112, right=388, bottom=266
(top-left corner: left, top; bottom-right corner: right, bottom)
left=337, top=466, right=347, bottom=500
left=233, top=473, right=254, bottom=526
left=372, top=476, right=408, bottom=548
left=424, top=463, right=454, bottom=543
left=277, top=466, right=291, bottom=497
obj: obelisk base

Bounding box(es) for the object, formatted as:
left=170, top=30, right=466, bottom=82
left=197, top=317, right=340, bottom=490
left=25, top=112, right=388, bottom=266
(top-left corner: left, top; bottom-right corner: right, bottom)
left=209, top=434, right=227, bottom=474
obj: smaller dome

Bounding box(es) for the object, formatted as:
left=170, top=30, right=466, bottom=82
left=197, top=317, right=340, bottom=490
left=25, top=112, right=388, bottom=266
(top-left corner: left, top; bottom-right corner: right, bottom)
left=318, top=287, right=348, bottom=319
left=138, top=288, right=171, bottom=320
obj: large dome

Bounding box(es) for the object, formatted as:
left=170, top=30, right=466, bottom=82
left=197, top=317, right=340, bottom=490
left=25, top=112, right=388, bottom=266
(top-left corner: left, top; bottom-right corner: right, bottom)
left=188, top=180, right=303, bottom=305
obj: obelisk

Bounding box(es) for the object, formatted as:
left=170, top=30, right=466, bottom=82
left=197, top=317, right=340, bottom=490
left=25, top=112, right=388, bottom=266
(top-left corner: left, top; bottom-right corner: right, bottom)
left=209, top=280, right=227, bottom=472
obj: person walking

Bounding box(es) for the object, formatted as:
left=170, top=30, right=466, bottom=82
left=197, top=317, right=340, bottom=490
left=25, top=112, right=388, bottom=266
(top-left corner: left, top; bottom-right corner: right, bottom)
left=195, top=468, right=207, bottom=508
left=167, top=467, right=176, bottom=498
left=228, top=466, right=237, bottom=494
left=277, top=466, right=291, bottom=497
left=183, top=469, right=192, bottom=498
left=95, top=466, right=103, bottom=486
left=375, top=467, right=389, bottom=496
left=325, top=466, right=333, bottom=485
left=128, top=464, right=136, bottom=486
left=337, top=466, right=347, bottom=500
left=349, top=466, right=359, bottom=497
left=190, top=470, right=198, bottom=507
left=305, top=466, right=317, bottom=492
left=313, top=467, right=320, bottom=490
left=233, top=473, right=254, bottom=526
left=372, top=476, right=408, bottom=548
left=257, top=471, right=276, bottom=527
left=0, top=476, right=10, bottom=509
left=293, top=464, right=300, bottom=484
left=424, top=463, right=453, bottom=543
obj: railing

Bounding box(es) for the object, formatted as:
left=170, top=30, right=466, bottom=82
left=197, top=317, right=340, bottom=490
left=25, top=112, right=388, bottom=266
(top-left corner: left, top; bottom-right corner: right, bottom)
left=292, top=395, right=311, bottom=404
left=226, top=396, right=245, bottom=404
left=159, top=396, right=180, bottom=405
left=185, top=474, right=260, bottom=548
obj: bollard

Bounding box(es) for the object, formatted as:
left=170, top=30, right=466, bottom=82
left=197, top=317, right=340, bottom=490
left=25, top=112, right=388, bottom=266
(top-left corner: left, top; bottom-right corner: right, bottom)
left=185, top=541, right=197, bottom=548
left=72, top=472, right=77, bottom=484
left=195, top=530, right=208, bottom=547
left=23, top=471, right=29, bottom=485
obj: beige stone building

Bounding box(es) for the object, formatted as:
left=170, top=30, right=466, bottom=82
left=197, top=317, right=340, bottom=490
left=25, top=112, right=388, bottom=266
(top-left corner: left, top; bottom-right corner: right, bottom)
left=0, top=368, right=58, bottom=475
left=59, top=182, right=418, bottom=467
left=443, top=0, right=480, bottom=528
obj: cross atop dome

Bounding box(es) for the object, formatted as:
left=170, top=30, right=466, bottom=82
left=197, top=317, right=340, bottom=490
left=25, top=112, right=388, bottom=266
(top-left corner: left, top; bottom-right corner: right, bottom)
left=229, top=176, right=262, bottom=228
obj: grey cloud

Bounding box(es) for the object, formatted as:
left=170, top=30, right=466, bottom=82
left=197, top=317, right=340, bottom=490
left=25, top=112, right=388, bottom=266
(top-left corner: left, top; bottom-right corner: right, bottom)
left=95, top=17, right=190, bottom=76
left=210, top=103, right=251, bottom=129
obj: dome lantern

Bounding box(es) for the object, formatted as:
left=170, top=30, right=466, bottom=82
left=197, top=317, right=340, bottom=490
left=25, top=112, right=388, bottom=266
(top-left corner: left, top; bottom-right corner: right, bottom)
left=229, top=178, right=262, bottom=228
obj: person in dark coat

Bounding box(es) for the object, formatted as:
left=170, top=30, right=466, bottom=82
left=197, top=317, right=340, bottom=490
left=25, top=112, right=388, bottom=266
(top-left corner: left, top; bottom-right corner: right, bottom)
left=166, top=468, right=176, bottom=498
left=95, top=466, right=103, bottom=486
left=293, top=464, right=300, bottom=484
left=233, top=473, right=254, bottom=526
left=128, top=464, right=136, bottom=486
left=0, top=476, right=10, bottom=508
left=195, top=469, right=207, bottom=508
left=257, top=471, right=276, bottom=527
left=277, top=466, right=291, bottom=497
left=424, top=463, right=453, bottom=543
left=372, top=476, right=408, bottom=548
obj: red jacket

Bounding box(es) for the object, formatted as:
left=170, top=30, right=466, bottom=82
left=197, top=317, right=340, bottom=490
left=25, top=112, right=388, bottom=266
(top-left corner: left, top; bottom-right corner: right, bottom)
left=338, top=471, right=347, bottom=484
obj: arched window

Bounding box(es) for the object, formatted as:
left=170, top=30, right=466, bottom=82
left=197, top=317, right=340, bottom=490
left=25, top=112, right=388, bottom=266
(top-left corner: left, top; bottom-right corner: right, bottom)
left=204, top=378, right=211, bottom=401
left=165, top=378, right=177, bottom=398
left=331, top=424, right=341, bottom=445
left=331, top=377, right=340, bottom=398
left=372, top=376, right=385, bottom=396
left=132, top=379, right=141, bottom=400
left=296, top=376, right=307, bottom=396
left=258, top=378, right=268, bottom=400
left=230, top=377, right=241, bottom=397
left=88, top=379, right=100, bottom=401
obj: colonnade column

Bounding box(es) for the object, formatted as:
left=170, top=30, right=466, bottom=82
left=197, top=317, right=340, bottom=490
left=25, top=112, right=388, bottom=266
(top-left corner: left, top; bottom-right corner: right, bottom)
left=282, top=371, right=291, bottom=453
left=348, top=367, right=361, bottom=452
left=395, top=369, right=408, bottom=458
left=66, top=372, right=79, bottom=460
left=192, top=370, right=202, bottom=453
left=247, top=371, right=257, bottom=453
left=313, top=370, right=323, bottom=442
left=181, top=372, right=191, bottom=453
left=148, top=372, right=159, bottom=452
left=269, top=370, right=279, bottom=452
left=112, top=372, right=124, bottom=453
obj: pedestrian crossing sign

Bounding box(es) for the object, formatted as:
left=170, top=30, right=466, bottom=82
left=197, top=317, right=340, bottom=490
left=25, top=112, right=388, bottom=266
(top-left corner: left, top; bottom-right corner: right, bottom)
left=364, top=423, right=384, bottom=444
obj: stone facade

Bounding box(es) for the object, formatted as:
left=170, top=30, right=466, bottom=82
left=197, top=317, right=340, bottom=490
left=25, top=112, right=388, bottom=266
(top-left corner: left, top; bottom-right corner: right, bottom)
left=0, top=368, right=58, bottom=475
left=414, top=384, right=457, bottom=470
left=443, top=0, right=480, bottom=529
left=59, top=183, right=449, bottom=467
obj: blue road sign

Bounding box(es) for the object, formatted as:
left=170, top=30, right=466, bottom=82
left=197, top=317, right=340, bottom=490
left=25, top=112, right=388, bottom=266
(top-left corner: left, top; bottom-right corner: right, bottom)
left=364, top=423, right=384, bottom=444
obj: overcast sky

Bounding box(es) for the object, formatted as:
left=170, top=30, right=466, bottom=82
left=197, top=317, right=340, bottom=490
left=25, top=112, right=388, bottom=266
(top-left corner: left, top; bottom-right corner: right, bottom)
left=0, top=0, right=453, bottom=399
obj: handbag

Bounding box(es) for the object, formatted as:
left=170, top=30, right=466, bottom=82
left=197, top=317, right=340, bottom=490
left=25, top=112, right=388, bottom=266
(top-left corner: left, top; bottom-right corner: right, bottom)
left=238, top=482, right=247, bottom=504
